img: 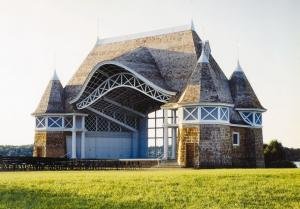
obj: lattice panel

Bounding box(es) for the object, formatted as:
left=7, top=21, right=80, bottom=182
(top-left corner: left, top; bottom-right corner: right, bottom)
left=97, top=116, right=109, bottom=131
left=85, top=115, right=97, bottom=131
left=110, top=121, right=122, bottom=132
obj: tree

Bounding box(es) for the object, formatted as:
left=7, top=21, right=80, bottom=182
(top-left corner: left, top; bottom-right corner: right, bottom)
left=264, top=140, right=296, bottom=168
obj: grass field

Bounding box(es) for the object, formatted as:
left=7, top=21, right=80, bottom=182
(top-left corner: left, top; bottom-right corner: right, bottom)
left=0, top=169, right=299, bottom=209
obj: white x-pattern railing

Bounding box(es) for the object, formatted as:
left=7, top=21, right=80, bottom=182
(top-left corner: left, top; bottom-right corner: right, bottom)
left=182, top=106, right=230, bottom=123
left=220, top=107, right=229, bottom=121
left=48, top=117, right=63, bottom=128
left=201, top=107, right=218, bottom=120
left=36, top=117, right=46, bottom=128
left=183, top=107, right=198, bottom=120
left=239, top=111, right=262, bottom=126
left=76, top=73, right=172, bottom=109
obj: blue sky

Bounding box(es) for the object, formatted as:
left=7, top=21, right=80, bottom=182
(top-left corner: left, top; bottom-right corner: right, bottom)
left=0, top=0, right=299, bottom=147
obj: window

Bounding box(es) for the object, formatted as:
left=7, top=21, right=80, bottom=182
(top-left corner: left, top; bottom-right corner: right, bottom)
left=254, top=113, right=262, bottom=125
left=232, top=132, right=240, bottom=146
left=147, top=109, right=177, bottom=158
left=64, top=117, right=73, bottom=128
left=201, top=107, right=218, bottom=120
left=48, top=117, right=63, bottom=128
left=239, top=111, right=263, bottom=126
left=183, top=107, right=198, bottom=121
left=220, top=107, right=229, bottom=121
left=36, top=117, right=45, bottom=128
left=240, top=112, right=253, bottom=125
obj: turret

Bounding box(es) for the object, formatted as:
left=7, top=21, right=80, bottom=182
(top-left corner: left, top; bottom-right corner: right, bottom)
left=229, top=61, right=266, bottom=126
left=179, top=40, right=233, bottom=123
left=33, top=70, right=64, bottom=115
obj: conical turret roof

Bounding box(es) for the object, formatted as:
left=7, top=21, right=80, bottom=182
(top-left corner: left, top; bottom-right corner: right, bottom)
left=33, top=71, right=64, bottom=115
left=179, top=41, right=233, bottom=104
left=229, top=61, right=264, bottom=109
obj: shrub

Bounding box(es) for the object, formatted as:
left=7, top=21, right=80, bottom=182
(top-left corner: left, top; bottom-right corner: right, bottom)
left=266, top=160, right=296, bottom=168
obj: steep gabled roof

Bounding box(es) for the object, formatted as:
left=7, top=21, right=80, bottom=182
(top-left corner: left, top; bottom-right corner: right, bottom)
left=33, top=71, right=64, bottom=115
left=64, top=25, right=200, bottom=101
left=229, top=62, right=264, bottom=109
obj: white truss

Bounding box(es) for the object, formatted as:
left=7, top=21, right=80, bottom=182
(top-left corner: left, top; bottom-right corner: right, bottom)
left=76, top=73, right=172, bottom=109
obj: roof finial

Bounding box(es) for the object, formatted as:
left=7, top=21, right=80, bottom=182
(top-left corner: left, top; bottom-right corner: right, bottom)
left=96, top=18, right=101, bottom=45
left=51, top=52, right=59, bottom=80
left=235, top=59, right=243, bottom=72
left=52, top=69, right=59, bottom=80
left=198, top=40, right=209, bottom=63
left=235, top=41, right=243, bottom=72
left=191, top=19, right=195, bottom=31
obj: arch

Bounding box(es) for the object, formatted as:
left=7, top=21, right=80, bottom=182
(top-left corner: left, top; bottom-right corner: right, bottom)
left=70, top=61, right=176, bottom=104
left=76, top=72, right=172, bottom=109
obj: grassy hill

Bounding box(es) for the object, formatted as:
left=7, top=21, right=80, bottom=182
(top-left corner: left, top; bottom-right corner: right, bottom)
left=0, top=169, right=299, bottom=209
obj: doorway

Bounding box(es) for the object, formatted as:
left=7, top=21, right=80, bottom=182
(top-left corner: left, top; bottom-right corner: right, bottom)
left=185, top=143, right=195, bottom=167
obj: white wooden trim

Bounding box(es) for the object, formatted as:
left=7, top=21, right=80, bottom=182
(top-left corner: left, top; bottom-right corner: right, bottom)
left=232, top=132, right=240, bottom=146
left=235, top=108, right=266, bottom=112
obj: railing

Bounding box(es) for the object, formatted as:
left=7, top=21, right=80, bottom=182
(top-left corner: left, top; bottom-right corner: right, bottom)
left=0, top=157, right=158, bottom=171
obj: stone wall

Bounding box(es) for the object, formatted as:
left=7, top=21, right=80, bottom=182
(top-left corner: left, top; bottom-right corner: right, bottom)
left=33, top=132, right=47, bottom=157
left=177, top=126, right=200, bottom=167
left=33, top=132, right=66, bottom=158
left=199, top=124, right=232, bottom=167
left=230, top=127, right=265, bottom=168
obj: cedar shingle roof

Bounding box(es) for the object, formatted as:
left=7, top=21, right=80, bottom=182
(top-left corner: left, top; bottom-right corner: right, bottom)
left=33, top=25, right=264, bottom=119
left=229, top=64, right=264, bottom=109
left=33, top=73, right=64, bottom=115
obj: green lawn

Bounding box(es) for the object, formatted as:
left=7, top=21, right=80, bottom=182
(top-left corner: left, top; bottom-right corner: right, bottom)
left=0, top=169, right=299, bottom=209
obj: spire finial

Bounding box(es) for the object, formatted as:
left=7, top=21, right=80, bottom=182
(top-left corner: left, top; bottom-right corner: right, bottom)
left=96, top=18, right=101, bottom=45
left=52, top=69, right=59, bottom=80
left=235, top=59, right=243, bottom=72
left=191, top=19, right=195, bottom=31
left=198, top=40, right=209, bottom=63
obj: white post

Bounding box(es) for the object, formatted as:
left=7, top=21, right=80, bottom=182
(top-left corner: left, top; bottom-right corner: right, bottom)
left=163, top=109, right=168, bottom=160
left=81, top=116, right=86, bottom=159
left=71, top=115, right=76, bottom=159
left=171, top=110, right=177, bottom=159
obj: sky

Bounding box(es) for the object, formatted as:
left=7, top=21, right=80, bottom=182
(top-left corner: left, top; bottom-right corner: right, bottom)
left=0, top=0, right=299, bottom=148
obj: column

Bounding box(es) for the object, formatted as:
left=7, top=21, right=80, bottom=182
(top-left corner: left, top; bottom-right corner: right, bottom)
left=71, top=115, right=76, bottom=159
left=171, top=109, right=177, bottom=159
left=81, top=116, right=86, bottom=159
left=163, top=109, right=168, bottom=160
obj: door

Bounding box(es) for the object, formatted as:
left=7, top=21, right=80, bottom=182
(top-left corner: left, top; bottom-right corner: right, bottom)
left=36, top=146, right=43, bottom=157
left=185, top=143, right=195, bottom=167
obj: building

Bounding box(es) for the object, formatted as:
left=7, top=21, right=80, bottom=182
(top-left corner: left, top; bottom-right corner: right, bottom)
left=32, top=24, right=266, bottom=167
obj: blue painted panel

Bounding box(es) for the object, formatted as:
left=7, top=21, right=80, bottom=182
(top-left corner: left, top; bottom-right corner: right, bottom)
left=138, top=118, right=148, bottom=158
left=85, top=132, right=133, bottom=159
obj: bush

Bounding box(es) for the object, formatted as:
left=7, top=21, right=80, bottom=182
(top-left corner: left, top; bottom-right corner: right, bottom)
left=266, top=160, right=296, bottom=168
left=264, top=140, right=297, bottom=168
